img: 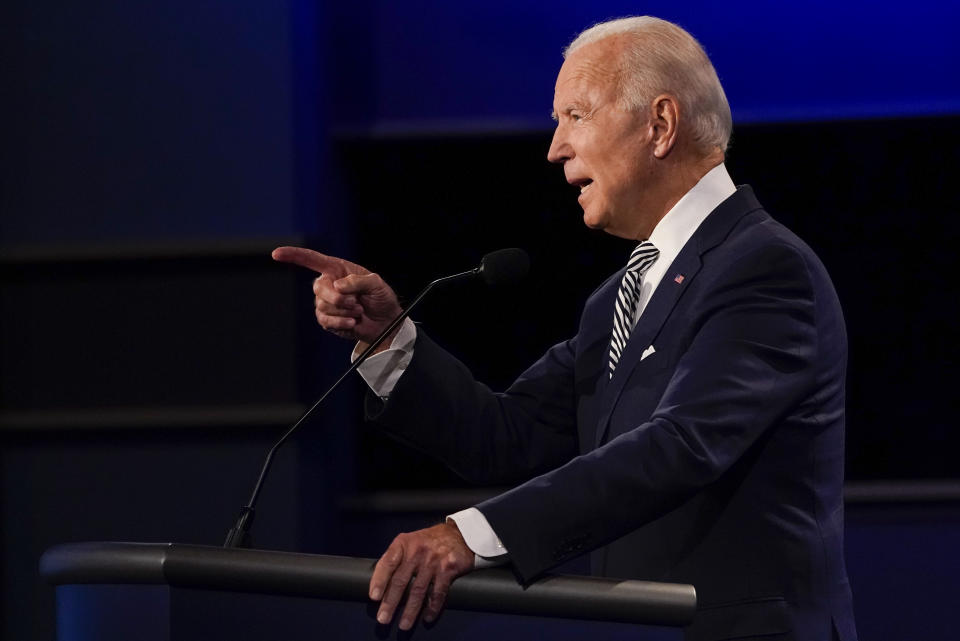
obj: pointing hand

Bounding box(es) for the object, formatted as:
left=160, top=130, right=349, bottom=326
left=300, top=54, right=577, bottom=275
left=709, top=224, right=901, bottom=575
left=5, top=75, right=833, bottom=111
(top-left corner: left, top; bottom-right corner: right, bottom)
left=272, top=247, right=403, bottom=346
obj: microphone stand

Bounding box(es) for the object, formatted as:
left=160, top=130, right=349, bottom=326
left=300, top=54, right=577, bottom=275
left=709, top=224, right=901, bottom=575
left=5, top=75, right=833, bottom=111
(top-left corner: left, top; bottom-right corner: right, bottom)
left=223, top=266, right=480, bottom=548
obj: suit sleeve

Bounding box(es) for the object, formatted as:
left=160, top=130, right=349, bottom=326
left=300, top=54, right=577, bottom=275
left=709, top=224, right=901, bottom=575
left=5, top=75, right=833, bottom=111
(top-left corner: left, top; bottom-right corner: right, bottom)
left=477, top=241, right=829, bottom=581
left=366, top=328, right=580, bottom=485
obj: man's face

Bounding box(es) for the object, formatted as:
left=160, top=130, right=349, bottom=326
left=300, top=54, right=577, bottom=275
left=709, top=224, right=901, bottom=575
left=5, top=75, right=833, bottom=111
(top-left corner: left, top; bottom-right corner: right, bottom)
left=547, top=39, right=655, bottom=240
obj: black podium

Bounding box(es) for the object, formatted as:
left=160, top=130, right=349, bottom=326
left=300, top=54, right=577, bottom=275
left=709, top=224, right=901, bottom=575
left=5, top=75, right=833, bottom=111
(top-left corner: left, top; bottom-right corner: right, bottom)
left=41, top=542, right=696, bottom=640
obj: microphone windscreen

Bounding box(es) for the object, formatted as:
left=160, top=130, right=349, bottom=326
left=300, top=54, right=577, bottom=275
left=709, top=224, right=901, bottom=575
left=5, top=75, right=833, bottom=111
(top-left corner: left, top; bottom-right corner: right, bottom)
left=479, top=248, right=530, bottom=286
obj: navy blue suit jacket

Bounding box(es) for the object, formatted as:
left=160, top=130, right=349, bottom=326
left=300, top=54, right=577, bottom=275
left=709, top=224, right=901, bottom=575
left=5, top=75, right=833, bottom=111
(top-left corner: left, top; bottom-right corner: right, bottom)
left=368, top=187, right=857, bottom=641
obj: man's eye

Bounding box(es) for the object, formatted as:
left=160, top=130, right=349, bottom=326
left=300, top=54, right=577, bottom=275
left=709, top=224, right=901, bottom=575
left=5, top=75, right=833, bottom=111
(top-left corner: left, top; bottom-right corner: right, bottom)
left=571, top=113, right=582, bottom=121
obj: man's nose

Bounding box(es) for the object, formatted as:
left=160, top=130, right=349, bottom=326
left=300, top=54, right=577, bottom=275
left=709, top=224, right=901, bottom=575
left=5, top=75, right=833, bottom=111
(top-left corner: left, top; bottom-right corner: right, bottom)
left=547, top=126, right=571, bottom=164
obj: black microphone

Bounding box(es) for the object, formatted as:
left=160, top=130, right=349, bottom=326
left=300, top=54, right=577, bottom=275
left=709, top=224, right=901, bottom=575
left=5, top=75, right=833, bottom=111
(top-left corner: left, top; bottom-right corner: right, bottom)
left=478, top=247, right=530, bottom=286
left=224, top=248, right=529, bottom=548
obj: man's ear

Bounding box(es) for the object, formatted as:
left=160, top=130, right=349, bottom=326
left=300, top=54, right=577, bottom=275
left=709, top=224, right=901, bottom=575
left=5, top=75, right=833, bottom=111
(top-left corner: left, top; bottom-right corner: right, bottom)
left=650, top=94, right=680, bottom=159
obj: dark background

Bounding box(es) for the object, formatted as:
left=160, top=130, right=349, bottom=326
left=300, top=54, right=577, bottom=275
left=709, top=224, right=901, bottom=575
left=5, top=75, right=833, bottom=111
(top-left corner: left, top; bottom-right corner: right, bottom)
left=2, top=1, right=958, bottom=640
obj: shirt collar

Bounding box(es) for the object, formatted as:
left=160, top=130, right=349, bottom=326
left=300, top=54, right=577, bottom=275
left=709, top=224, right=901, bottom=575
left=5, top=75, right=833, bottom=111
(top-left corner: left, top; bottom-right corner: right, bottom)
left=647, top=163, right=737, bottom=264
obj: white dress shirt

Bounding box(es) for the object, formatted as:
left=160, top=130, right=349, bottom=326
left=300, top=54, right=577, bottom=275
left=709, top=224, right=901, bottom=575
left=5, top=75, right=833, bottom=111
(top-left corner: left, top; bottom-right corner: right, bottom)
left=354, top=164, right=737, bottom=567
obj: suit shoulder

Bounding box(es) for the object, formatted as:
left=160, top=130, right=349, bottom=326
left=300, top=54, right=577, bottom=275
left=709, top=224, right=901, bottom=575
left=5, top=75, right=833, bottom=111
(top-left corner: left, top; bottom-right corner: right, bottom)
left=703, top=208, right=845, bottom=339
left=722, top=208, right=833, bottom=282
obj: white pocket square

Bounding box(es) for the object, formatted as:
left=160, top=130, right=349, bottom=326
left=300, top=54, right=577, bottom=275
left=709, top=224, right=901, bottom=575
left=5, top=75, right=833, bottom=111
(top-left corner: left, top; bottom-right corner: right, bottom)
left=641, top=345, right=656, bottom=361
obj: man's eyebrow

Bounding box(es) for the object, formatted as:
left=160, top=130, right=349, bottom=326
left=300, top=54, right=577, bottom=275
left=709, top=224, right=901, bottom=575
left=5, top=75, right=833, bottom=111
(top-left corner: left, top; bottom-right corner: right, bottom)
left=550, top=110, right=558, bottom=122
left=550, top=105, right=576, bottom=121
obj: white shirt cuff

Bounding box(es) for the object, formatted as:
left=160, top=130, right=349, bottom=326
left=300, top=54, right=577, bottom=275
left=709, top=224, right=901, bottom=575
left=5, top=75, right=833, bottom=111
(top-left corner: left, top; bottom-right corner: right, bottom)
left=447, top=507, right=509, bottom=569
left=352, top=318, right=417, bottom=398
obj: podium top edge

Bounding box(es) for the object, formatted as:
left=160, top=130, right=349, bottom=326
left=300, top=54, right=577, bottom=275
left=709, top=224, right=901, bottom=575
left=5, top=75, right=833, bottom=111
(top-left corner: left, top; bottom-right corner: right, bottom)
left=40, top=541, right=696, bottom=626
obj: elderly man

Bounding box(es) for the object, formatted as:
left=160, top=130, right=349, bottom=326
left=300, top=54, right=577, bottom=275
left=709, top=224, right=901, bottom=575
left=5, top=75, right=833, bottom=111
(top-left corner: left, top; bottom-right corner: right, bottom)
left=274, top=16, right=857, bottom=641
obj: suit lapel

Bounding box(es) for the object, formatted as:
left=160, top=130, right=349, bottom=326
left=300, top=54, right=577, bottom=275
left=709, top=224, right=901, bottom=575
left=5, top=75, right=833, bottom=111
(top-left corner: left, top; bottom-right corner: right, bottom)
left=594, top=250, right=701, bottom=447
left=593, top=186, right=763, bottom=447
left=581, top=271, right=621, bottom=398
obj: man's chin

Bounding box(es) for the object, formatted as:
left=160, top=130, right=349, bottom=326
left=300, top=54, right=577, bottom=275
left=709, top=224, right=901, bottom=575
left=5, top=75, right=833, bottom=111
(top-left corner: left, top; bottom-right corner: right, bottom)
left=582, top=212, right=638, bottom=240
left=581, top=208, right=607, bottom=231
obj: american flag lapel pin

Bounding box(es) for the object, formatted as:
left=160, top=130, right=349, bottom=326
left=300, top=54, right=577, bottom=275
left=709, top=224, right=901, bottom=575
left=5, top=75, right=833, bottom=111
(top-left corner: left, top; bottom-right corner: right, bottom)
left=674, top=273, right=685, bottom=284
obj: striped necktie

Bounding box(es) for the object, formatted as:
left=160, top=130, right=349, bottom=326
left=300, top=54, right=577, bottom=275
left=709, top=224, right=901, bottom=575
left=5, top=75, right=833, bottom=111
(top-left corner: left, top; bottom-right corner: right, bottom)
left=609, top=241, right=659, bottom=378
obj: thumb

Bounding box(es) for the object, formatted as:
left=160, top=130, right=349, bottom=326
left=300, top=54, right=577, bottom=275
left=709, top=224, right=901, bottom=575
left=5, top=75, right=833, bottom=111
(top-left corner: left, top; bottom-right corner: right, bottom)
left=334, top=272, right=386, bottom=295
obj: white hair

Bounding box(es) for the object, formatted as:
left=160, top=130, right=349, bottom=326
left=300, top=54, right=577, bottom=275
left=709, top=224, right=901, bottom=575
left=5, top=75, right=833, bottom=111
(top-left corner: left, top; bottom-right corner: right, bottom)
left=565, top=16, right=732, bottom=153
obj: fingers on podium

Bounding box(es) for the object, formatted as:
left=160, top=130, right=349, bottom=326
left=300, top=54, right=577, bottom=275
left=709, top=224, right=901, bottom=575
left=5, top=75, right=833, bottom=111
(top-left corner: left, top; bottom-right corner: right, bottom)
left=370, top=540, right=408, bottom=623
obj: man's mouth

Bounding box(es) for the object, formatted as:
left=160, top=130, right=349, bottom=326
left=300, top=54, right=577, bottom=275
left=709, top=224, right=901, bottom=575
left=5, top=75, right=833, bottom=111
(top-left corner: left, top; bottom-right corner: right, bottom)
left=574, top=179, right=594, bottom=196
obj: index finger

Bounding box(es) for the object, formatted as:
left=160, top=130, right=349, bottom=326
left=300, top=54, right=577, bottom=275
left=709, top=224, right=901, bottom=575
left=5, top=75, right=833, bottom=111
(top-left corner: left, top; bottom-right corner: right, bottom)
left=271, top=246, right=345, bottom=276
left=370, top=539, right=404, bottom=601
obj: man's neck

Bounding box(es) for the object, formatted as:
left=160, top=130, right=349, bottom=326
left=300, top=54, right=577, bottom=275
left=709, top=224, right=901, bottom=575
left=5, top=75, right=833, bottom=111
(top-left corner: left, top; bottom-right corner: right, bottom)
left=637, top=152, right=725, bottom=240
